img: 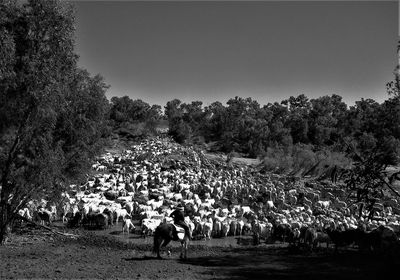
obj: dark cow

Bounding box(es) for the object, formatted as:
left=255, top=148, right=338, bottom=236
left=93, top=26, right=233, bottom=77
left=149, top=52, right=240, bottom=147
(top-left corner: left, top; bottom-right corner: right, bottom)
left=304, top=227, right=317, bottom=249
left=358, top=225, right=399, bottom=252
left=67, top=211, right=83, bottom=228
left=82, top=213, right=109, bottom=230
left=326, top=228, right=364, bottom=251
left=272, top=223, right=292, bottom=243
left=36, top=209, right=52, bottom=225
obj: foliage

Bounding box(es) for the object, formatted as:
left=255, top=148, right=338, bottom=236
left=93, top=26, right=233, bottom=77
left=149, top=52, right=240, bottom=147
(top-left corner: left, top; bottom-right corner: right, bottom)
left=109, top=96, right=162, bottom=137
left=0, top=0, right=109, bottom=244
left=260, top=144, right=351, bottom=177
left=163, top=86, right=400, bottom=173
left=164, top=99, right=207, bottom=144
left=343, top=136, right=400, bottom=215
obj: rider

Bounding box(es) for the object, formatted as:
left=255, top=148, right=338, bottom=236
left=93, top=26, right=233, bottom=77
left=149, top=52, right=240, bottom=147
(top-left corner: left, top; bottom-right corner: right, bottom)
left=170, top=203, right=192, bottom=239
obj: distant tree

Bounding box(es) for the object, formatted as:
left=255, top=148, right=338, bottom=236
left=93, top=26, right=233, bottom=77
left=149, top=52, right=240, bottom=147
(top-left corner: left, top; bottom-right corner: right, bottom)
left=386, top=39, right=400, bottom=98
left=181, top=101, right=204, bottom=127
left=110, top=96, right=133, bottom=123
left=148, top=104, right=162, bottom=120
left=169, top=117, right=191, bottom=144
left=281, top=94, right=311, bottom=144
left=265, top=102, right=292, bottom=149
left=164, top=99, right=187, bottom=142
left=221, top=97, right=261, bottom=153
left=203, top=101, right=226, bottom=142
left=145, top=104, right=162, bottom=133
left=0, top=0, right=109, bottom=244
left=378, top=97, right=400, bottom=140
left=343, top=98, right=380, bottom=138
left=130, top=99, right=151, bottom=121
left=109, top=96, right=162, bottom=136
left=308, top=94, right=347, bottom=146
left=164, top=99, right=183, bottom=120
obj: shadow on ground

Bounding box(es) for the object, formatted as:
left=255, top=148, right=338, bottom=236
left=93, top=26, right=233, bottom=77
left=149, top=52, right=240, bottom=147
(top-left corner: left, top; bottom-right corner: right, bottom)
left=179, top=246, right=399, bottom=280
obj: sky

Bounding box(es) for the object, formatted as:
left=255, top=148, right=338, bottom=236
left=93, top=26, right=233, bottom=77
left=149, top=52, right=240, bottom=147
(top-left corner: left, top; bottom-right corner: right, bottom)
left=72, top=0, right=399, bottom=108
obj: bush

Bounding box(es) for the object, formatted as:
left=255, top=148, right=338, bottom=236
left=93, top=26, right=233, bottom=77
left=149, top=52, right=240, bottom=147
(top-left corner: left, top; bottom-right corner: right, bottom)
left=261, top=147, right=293, bottom=173
left=168, top=117, right=191, bottom=144
left=260, top=144, right=351, bottom=177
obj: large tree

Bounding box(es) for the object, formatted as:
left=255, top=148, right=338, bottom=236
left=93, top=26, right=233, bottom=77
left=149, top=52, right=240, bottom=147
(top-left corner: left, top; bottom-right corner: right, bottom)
left=0, top=0, right=110, bottom=244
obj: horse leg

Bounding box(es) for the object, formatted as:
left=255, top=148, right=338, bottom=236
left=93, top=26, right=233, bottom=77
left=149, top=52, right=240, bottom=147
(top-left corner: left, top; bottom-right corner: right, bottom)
left=184, top=238, right=189, bottom=259
left=157, top=239, right=163, bottom=259
left=161, top=238, right=171, bottom=248
left=155, top=238, right=170, bottom=258
left=180, top=241, right=185, bottom=259
left=154, top=236, right=163, bottom=259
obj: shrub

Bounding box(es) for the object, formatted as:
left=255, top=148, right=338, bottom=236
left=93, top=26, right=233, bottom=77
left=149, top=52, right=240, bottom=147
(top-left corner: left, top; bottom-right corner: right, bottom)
left=260, top=144, right=351, bottom=177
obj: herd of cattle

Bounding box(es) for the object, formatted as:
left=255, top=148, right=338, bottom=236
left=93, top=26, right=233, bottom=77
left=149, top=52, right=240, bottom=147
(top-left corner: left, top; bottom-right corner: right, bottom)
left=18, top=136, right=400, bottom=253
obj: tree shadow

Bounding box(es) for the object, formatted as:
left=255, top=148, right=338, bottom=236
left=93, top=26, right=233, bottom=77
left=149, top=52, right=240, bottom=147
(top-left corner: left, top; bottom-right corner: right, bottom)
left=179, top=247, right=399, bottom=280
left=123, top=256, right=158, bottom=261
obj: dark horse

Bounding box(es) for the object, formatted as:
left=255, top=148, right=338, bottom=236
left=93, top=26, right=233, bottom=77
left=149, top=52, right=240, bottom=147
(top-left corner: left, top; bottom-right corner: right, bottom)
left=153, top=223, right=189, bottom=259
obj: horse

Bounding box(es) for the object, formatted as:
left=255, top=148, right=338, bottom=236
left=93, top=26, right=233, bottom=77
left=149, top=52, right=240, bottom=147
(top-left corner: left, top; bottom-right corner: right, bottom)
left=153, top=223, right=189, bottom=259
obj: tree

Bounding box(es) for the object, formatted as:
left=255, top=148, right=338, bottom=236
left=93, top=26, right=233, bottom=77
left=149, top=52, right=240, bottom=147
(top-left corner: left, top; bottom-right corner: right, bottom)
left=386, top=39, right=400, bottom=98
left=281, top=94, right=311, bottom=144
left=343, top=98, right=380, bottom=138
left=110, top=96, right=134, bottom=123
left=220, top=97, right=261, bottom=153
left=0, top=0, right=110, bottom=244
left=54, top=69, right=110, bottom=180
left=145, top=104, right=162, bottom=133
left=343, top=136, right=400, bottom=219
left=130, top=99, right=151, bottom=121
left=164, top=99, right=183, bottom=120
left=109, top=96, right=161, bottom=137
left=165, top=99, right=191, bottom=143
left=203, top=101, right=226, bottom=142
left=343, top=41, right=400, bottom=214
left=381, top=40, right=400, bottom=141
left=308, top=94, right=347, bottom=146
left=265, top=102, right=292, bottom=149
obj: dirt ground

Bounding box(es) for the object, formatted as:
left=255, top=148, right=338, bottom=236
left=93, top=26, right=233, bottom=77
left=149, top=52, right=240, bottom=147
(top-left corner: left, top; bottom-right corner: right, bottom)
left=1, top=224, right=399, bottom=280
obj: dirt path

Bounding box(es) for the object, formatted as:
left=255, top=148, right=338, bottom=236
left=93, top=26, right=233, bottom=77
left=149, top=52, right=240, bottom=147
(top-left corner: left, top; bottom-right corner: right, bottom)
left=1, top=226, right=399, bottom=280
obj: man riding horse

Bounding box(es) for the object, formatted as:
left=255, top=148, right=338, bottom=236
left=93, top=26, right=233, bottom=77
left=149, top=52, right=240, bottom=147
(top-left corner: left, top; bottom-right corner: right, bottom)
left=170, top=203, right=192, bottom=240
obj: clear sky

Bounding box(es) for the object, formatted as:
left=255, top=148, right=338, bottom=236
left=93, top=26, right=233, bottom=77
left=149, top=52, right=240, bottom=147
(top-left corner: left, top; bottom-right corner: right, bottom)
left=72, top=0, right=398, bottom=108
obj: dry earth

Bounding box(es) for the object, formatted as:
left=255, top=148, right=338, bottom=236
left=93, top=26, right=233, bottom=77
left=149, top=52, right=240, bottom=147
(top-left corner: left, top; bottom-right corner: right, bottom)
left=1, top=224, right=399, bottom=280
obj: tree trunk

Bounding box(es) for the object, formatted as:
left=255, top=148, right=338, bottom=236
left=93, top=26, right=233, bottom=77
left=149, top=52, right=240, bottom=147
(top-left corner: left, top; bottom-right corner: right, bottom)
left=0, top=200, right=10, bottom=245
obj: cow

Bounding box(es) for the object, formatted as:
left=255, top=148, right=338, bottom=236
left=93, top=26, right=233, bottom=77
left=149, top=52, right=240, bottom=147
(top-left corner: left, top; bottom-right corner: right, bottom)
left=203, top=218, right=213, bottom=240
left=304, top=227, right=317, bottom=249
left=122, top=218, right=135, bottom=234
left=35, top=208, right=52, bottom=225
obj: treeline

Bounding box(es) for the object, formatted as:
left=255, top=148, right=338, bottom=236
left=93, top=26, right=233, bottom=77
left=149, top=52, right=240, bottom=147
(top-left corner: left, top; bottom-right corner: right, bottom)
left=107, top=90, right=400, bottom=174
left=108, top=96, right=163, bottom=138
left=163, top=93, right=400, bottom=163
left=107, top=90, right=400, bottom=169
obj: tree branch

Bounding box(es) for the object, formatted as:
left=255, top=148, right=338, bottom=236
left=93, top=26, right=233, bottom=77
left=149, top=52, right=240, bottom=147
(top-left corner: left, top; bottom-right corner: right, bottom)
left=15, top=214, right=79, bottom=238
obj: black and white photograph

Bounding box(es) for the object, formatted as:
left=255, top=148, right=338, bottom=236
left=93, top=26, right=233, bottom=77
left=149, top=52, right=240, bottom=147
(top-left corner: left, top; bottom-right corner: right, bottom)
left=1, top=0, right=400, bottom=279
